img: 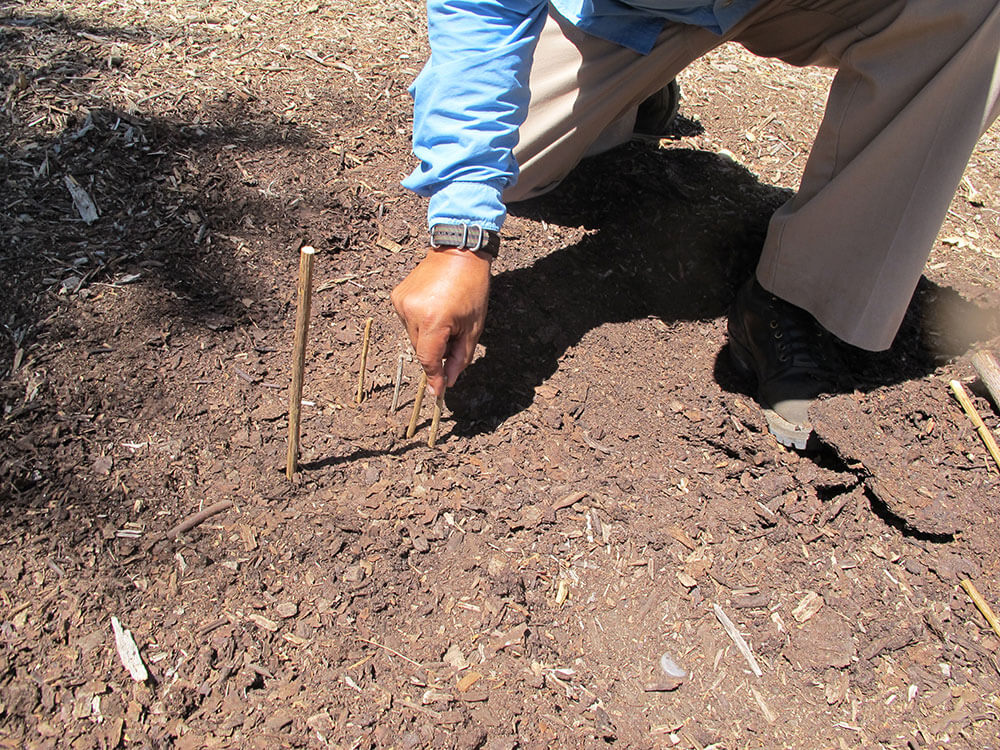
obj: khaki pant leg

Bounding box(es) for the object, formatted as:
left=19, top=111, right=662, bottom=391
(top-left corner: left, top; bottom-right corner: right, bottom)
left=506, top=9, right=720, bottom=202
left=741, top=0, right=1000, bottom=350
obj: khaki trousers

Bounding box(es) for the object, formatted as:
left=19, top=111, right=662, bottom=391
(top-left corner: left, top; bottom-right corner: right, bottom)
left=506, top=0, right=1000, bottom=351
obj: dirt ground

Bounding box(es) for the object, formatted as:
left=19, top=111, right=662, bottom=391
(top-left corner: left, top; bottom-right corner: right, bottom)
left=2, top=1, right=1000, bottom=748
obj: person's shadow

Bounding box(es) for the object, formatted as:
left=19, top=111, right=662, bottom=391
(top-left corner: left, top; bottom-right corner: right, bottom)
left=444, top=141, right=1000, bottom=435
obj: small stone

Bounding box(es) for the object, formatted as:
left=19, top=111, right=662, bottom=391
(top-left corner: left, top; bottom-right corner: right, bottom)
left=307, top=711, right=334, bottom=734
left=443, top=644, right=468, bottom=669
left=264, top=710, right=293, bottom=732
left=343, top=565, right=366, bottom=584
left=412, top=536, right=430, bottom=553
left=276, top=602, right=298, bottom=619
left=93, top=455, right=113, bottom=475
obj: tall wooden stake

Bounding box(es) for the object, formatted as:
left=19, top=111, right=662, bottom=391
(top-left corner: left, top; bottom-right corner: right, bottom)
left=355, top=317, right=373, bottom=404
left=286, top=246, right=315, bottom=480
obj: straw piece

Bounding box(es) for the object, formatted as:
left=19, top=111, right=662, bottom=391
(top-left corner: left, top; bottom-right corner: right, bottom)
left=960, top=579, right=1000, bottom=639
left=428, top=391, right=444, bottom=448
left=949, top=379, right=1000, bottom=472
left=406, top=371, right=427, bottom=439
left=286, top=246, right=315, bottom=480
left=355, top=317, right=373, bottom=404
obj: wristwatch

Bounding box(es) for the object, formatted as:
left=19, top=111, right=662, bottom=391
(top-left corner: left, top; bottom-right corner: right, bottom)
left=429, top=223, right=500, bottom=259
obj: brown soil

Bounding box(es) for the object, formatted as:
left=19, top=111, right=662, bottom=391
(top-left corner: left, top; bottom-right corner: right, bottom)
left=2, top=1, right=1000, bottom=748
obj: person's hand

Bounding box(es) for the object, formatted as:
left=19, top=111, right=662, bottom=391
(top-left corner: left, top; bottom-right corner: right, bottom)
left=391, top=247, right=492, bottom=396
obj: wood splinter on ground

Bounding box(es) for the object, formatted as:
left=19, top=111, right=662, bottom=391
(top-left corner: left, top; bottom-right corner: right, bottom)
left=286, top=246, right=315, bottom=480
left=406, top=371, right=427, bottom=439
left=960, top=579, right=1000, bottom=640
left=713, top=603, right=763, bottom=677
left=949, top=379, right=1000, bottom=472
left=111, top=616, right=148, bottom=682
left=355, top=317, right=373, bottom=404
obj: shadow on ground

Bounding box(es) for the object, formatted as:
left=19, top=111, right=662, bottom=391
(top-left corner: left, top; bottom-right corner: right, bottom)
left=445, top=142, right=1000, bottom=435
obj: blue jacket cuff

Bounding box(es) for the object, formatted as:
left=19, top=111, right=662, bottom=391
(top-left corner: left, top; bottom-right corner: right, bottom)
left=425, top=181, right=506, bottom=233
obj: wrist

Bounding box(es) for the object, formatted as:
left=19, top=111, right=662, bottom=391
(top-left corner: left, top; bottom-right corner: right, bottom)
left=425, top=245, right=494, bottom=266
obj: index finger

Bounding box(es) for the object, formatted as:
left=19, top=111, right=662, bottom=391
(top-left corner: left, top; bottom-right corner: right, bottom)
left=414, top=327, right=450, bottom=396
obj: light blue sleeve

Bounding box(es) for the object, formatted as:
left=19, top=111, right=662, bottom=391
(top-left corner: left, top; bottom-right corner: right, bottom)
left=402, top=0, right=549, bottom=232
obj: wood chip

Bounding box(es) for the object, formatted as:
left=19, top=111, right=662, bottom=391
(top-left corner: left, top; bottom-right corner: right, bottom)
left=64, top=175, right=99, bottom=224
left=456, top=671, right=482, bottom=692
left=249, top=614, right=279, bottom=632
left=110, top=616, right=148, bottom=682
left=552, top=490, right=587, bottom=511
left=791, top=591, right=824, bottom=623
left=676, top=571, right=697, bottom=588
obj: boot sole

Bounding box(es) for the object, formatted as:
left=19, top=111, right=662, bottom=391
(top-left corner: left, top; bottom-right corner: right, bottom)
left=727, top=333, right=814, bottom=451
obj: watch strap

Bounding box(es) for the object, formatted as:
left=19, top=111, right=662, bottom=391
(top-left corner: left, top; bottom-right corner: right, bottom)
left=429, top=223, right=500, bottom=258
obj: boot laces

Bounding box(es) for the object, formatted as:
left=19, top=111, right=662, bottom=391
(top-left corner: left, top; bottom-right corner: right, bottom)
left=765, top=297, right=830, bottom=377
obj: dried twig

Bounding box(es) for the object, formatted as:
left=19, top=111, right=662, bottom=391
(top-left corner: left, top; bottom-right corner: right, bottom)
left=141, top=499, right=236, bottom=551
left=406, top=371, right=427, bottom=439
left=972, top=350, right=1000, bottom=411
left=961, top=579, right=1000, bottom=639
left=286, top=246, right=315, bottom=479
left=949, top=380, right=1000, bottom=472
left=713, top=603, right=763, bottom=677
left=355, top=317, right=373, bottom=404
left=428, top=391, right=444, bottom=448
left=166, top=500, right=235, bottom=539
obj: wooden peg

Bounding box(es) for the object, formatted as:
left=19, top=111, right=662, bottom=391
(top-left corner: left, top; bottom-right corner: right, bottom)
left=406, top=371, right=427, bottom=439
left=286, top=246, right=315, bottom=480
left=355, top=317, right=373, bottom=404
